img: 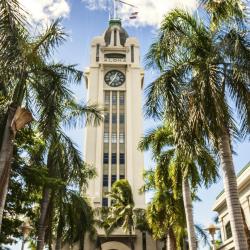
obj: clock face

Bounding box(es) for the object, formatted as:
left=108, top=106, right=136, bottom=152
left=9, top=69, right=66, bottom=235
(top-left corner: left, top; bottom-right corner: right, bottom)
left=104, top=70, right=125, bottom=87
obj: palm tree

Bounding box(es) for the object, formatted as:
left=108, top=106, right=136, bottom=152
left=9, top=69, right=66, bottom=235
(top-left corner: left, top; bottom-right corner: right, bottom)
left=0, top=0, right=102, bottom=232
left=107, top=179, right=136, bottom=250
left=139, top=124, right=218, bottom=250
left=145, top=2, right=249, bottom=248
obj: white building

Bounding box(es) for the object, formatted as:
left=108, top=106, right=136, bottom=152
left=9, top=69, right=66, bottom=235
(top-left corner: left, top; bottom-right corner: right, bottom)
left=213, top=162, right=250, bottom=250
left=82, top=19, right=160, bottom=250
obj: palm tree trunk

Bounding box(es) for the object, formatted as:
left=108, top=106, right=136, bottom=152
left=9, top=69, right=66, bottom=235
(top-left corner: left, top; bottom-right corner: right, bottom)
left=182, top=177, right=196, bottom=250
left=55, top=213, right=64, bottom=250
left=79, top=233, right=85, bottom=250
left=167, top=227, right=176, bottom=250
left=218, top=132, right=248, bottom=250
left=129, top=228, right=135, bottom=250
left=37, top=187, right=51, bottom=250
left=0, top=106, right=16, bottom=233
left=0, top=163, right=11, bottom=232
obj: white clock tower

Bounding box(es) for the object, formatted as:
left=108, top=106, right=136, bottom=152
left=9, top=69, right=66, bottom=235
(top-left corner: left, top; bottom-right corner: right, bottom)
left=83, top=19, right=159, bottom=250
left=84, top=19, right=145, bottom=208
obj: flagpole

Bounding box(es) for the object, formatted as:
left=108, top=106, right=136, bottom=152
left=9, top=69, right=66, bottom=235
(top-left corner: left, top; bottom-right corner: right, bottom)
left=113, top=0, right=117, bottom=19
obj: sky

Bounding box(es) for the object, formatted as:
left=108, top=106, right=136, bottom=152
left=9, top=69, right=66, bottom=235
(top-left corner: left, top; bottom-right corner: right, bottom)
left=9, top=0, right=250, bottom=249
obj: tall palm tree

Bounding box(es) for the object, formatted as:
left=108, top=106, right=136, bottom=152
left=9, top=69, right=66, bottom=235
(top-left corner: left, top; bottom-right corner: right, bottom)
left=139, top=124, right=218, bottom=250
left=145, top=2, right=249, bottom=248
left=0, top=0, right=102, bottom=232
left=107, top=179, right=136, bottom=250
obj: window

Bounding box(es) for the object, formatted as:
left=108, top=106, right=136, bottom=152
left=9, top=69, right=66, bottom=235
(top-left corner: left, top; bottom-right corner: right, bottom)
left=112, top=133, right=117, bottom=143
left=111, top=175, right=117, bottom=185
left=120, top=93, right=125, bottom=105
left=119, top=133, right=125, bottom=143
left=120, top=175, right=125, bottom=179
left=105, top=92, right=110, bottom=105
left=103, top=153, right=109, bottom=164
left=112, top=113, right=117, bottom=124
left=120, top=114, right=125, bottom=124
left=114, top=29, right=117, bottom=46
left=120, top=153, right=125, bottom=164
left=104, top=132, right=109, bottom=143
left=102, top=197, right=108, bottom=207
left=112, top=93, right=117, bottom=105
left=96, top=44, right=100, bottom=62
left=112, top=153, right=117, bottom=164
left=103, top=175, right=108, bottom=187
left=104, top=113, right=109, bottom=123
left=225, top=222, right=232, bottom=239
left=131, top=45, right=134, bottom=63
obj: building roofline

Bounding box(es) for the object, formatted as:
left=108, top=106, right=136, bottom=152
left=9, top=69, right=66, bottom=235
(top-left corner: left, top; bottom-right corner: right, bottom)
left=213, top=161, right=250, bottom=211
left=215, top=161, right=250, bottom=200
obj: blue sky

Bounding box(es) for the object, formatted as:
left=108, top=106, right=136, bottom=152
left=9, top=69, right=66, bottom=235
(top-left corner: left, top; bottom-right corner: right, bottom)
left=9, top=0, right=250, bottom=249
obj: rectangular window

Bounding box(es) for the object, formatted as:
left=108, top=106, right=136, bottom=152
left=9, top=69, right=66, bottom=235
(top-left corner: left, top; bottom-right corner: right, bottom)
left=104, top=132, right=109, bottom=143
left=120, top=114, right=125, bottom=124
left=102, top=197, right=108, bottom=207
left=111, top=175, right=117, bottom=185
left=112, top=93, right=117, bottom=105
left=112, top=153, right=117, bottom=164
left=105, top=92, right=110, bottom=105
left=131, top=45, right=134, bottom=63
left=112, top=133, right=117, bottom=143
left=120, top=153, right=125, bottom=164
left=112, top=113, right=117, bottom=124
left=103, top=175, right=108, bottom=187
left=119, top=133, right=125, bottom=143
left=114, top=29, right=117, bottom=46
left=104, top=113, right=109, bottom=123
left=96, top=44, right=100, bottom=62
left=120, top=93, right=125, bottom=105
left=120, top=175, right=125, bottom=179
left=103, top=153, right=109, bottom=164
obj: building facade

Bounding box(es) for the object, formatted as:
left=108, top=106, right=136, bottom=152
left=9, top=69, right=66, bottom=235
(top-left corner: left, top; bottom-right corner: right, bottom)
left=82, top=19, right=160, bottom=250
left=213, top=162, right=250, bottom=250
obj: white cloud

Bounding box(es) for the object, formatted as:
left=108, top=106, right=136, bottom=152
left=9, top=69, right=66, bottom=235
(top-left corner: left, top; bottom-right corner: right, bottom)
left=19, top=0, right=70, bottom=25
left=82, top=0, right=198, bottom=27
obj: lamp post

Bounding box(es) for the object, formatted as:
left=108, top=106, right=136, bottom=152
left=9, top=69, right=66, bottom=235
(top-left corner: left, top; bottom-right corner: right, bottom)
left=21, top=222, right=32, bottom=250
left=204, top=224, right=219, bottom=250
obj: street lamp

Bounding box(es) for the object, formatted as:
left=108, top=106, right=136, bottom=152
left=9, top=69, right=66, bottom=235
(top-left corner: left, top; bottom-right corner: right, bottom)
left=21, top=222, right=32, bottom=250
left=204, top=224, right=219, bottom=250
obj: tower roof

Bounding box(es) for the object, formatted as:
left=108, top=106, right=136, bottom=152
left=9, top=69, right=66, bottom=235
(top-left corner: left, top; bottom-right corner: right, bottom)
left=104, top=19, right=129, bottom=46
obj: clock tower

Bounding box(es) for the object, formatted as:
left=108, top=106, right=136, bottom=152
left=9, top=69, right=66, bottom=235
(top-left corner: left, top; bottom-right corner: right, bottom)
left=84, top=19, right=145, bottom=208
left=84, top=19, right=159, bottom=250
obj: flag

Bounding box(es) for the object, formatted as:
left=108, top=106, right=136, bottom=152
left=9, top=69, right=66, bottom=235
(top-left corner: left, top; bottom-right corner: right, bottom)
left=129, top=12, right=138, bottom=19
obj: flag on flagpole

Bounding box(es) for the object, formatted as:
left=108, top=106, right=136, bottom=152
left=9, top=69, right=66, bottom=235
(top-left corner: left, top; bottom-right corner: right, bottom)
left=129, top=12, right=138, bottom=19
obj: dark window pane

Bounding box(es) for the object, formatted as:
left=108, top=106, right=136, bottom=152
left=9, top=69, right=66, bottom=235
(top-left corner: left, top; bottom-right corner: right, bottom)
left=112, top=113, right=117, bottom=123
left=103, top=153, right=109, bottom=164
left=111, top=175, right=117, bottom=185
left=114, top=29, right=117, bottom=46
left=103, top=175, right=108, bottom=187
left=225, top=222, right=232, bottom=239
left=112, top=153, right=117, bottom=164
left=105, top=113, right=109, bottom=123
left=131, top=45, right=134, bottom=63
left=120, top=175, right=125, bottom=179
left=112, top=93, right=117, bottom=105
left=102, top=197, right=108, bottom=207
left=120, top=153, right=125, bottom=164
left=96, top=44, right=100, bottom=62
left=120, top=93, right=125, bottom=105
left=120, top=114, right=125, bottom=124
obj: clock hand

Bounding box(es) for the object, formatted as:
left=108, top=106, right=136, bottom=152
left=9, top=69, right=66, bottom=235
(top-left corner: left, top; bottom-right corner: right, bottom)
left=110, top=73, right=118, bottom=85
